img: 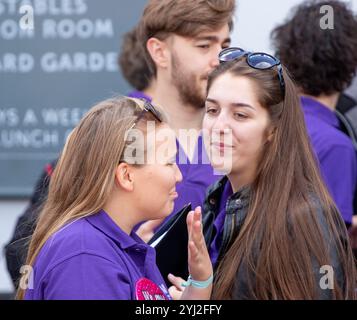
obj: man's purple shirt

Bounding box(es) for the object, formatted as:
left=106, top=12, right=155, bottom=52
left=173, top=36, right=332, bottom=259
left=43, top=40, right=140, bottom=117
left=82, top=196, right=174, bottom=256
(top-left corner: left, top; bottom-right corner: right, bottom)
left=127, top=90, right=151, bottom=101
left=172, top=135, right=221, bottom=217
left=301, top=96, right=357, bottom=224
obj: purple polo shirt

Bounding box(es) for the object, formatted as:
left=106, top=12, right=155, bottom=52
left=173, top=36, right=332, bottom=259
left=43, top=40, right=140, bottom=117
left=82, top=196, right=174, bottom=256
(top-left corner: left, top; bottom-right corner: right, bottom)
left=25, top=210, right=170, bottom=300
left=209, top=180, right=233, bottom=266
left=301, top=96, right=357, bottom=224
left=127, top=90, right=152, bottom=101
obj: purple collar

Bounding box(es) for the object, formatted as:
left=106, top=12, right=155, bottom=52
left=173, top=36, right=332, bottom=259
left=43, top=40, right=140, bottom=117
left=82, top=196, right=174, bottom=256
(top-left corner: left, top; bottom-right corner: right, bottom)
left=127, top=90, right=152, bottom=102
left=86, top=210, right=145, bottom=250
left=300, top=96, right=340, bottom=129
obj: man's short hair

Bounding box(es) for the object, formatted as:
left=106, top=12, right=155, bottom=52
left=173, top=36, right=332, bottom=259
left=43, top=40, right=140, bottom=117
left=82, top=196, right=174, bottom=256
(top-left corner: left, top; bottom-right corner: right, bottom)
left=137, top=0, right=235, bottom=76
left=118, top=27, right=153, bottom=91
left=271, top=0, right=357, bottom=96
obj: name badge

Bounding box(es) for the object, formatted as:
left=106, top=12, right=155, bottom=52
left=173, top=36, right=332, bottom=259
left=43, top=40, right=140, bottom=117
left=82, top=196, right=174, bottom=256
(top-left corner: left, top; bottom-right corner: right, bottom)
left=135, top=277, right=169, bottom=300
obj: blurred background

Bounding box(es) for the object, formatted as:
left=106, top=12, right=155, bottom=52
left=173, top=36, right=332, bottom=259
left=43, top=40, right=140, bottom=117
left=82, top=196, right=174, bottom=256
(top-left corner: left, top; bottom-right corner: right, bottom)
left=1, top=0, right=357, bottom=298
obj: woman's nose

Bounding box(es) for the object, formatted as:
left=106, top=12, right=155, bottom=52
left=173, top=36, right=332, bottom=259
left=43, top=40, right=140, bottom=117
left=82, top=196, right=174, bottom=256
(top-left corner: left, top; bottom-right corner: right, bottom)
left=212, top=112, right=231, bottom=132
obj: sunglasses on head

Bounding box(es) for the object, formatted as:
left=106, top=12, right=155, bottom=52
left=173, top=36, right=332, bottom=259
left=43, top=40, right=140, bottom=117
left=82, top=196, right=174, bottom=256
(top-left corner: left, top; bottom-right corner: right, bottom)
left=121, top=99, right=163, bottom=164
left=218, top=47, right=285, bottom=97
left=131, top=98, right=163, bottom=129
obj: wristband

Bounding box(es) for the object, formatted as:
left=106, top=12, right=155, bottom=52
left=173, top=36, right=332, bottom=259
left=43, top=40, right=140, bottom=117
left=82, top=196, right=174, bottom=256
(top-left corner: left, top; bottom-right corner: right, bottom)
left=181, top=274, right=213, bottom=288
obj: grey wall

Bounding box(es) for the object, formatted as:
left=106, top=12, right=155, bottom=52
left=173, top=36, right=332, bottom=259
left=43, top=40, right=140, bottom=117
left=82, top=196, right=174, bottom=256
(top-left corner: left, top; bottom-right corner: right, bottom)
left=0, top=0, right=147, bottom=197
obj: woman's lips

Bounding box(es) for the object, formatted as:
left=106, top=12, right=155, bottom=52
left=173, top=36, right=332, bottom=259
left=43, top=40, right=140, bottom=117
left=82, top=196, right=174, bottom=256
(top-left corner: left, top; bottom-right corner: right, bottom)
left=211, top=142, right=233, bottom=149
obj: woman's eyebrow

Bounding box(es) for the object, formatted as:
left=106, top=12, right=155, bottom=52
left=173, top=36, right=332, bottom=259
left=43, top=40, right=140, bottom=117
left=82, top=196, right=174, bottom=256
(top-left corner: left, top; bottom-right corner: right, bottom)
left=206, top=98, right=255, bottom=110
left=230, top=102, right=255, bottom=110
left=206, top=98, right=218, bottom=104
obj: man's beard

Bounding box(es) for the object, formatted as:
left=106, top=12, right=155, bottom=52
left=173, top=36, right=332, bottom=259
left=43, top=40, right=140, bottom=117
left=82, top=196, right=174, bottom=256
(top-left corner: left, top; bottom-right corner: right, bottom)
left=171, top=52, right=206, bottom=109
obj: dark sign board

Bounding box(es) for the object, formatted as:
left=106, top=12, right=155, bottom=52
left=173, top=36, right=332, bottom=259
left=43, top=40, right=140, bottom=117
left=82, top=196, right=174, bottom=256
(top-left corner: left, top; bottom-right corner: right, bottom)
left=0, top=0, right=147, bottom=197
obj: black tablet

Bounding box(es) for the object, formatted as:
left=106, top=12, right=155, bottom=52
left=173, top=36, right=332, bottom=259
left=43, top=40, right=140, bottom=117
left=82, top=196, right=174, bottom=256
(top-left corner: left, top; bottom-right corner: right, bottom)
left=148, top=203, right=192, bottom=286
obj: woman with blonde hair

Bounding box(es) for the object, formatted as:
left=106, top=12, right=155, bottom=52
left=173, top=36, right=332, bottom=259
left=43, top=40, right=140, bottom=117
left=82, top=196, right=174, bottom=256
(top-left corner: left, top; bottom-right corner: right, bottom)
left=18, top=97, right=212, bottom=300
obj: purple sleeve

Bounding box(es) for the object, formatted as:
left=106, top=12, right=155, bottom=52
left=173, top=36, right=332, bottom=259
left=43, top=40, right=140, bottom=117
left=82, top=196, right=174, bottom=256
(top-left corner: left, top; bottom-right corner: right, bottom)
left=320, top=145, right=357, bottom=224
left=43, top=253, right=132, bottom=300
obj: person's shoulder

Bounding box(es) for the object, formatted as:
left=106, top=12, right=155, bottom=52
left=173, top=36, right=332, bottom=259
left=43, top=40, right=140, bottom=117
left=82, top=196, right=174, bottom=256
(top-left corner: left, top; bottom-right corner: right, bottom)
left=288, top=193, right=327, bottom=226
left=205, top=176, right=228, bottom=197
left=327, top=127, right=355, bottom=149
left=308, top=194, right=326, bottom=219
left=306, top=194, right=346, bottom=235
left=39, top=217, right=119, bottom=266
left=49, top=217, right=96, bottom=246
left=310, top=122, right=356, bottom=157
left=302, top=106, right=352, bottom=148
left=29, top=217, right=133, bottom=300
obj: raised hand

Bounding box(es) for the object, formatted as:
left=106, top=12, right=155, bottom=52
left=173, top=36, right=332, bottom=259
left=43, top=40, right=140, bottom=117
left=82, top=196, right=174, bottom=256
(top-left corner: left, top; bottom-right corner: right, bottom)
left=186, top=206, right=213, bottom=281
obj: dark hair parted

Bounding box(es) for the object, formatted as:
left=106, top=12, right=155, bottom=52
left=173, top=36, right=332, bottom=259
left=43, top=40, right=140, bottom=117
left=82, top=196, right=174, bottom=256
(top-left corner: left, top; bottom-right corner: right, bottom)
left=207, top=59, right=356, bottom=299
left=118, top=27, right=153, bottom=91
left=271, top=0, right=357, bottom=96
left=137, top=0, right=235, bottom=76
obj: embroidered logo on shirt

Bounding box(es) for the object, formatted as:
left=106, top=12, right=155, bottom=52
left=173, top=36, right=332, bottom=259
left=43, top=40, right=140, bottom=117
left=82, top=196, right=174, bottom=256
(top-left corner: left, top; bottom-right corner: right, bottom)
left=135, top=277, right=168, bottom=300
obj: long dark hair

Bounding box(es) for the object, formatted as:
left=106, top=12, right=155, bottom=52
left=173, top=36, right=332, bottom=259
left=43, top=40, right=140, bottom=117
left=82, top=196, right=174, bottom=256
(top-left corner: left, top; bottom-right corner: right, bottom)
left=208, top=59, right=356, bottom=299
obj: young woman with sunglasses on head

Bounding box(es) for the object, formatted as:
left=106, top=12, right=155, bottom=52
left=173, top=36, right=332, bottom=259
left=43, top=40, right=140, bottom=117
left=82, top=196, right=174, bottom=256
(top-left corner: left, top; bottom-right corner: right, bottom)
left=17, top=97, right=213, bottom=300
left=201, top=48, right=356, bottom=299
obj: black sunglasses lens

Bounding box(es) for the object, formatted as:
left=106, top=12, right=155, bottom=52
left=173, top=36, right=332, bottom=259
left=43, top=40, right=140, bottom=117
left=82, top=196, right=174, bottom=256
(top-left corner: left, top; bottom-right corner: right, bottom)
left=219, top=48, right=245, bottom=62
left=248, top=53, right=278, bottom=69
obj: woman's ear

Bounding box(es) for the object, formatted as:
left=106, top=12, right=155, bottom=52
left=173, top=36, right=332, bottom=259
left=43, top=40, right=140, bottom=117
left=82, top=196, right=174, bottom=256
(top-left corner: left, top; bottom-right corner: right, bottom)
left=115, top=163, right=134, bottom=192
left=146, top=37, right=170, bottom=69
left=266, top=126, right=276, bottom=142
